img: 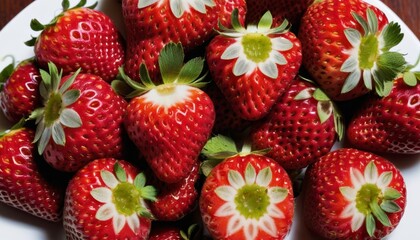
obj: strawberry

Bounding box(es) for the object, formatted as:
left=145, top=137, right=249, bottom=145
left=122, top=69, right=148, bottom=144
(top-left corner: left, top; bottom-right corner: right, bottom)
left=149, top=223, right=199, bottom=240
left=302, top=148, right=406, bottom=239
left=0, top=123, right=64, bottom=222
left=148, top=160, right=200, bottom=221
left=298, top=0, right=407, bottom=101
left=206, top=9, right=302, bottom=120
left=121, top=0, right=232, bottom=81
left=347, top=77, right=420, bottom=154
left=26, top=0, right=125, bottom=82
left=199, top=135, right=294, bottom=240
left=63, top=158, right=156, bottom=239
left=250, top=76, right=344, bottom=170
left=245, top=0, right=314, bottom=28
left=29, top=62, right=127, bottom=172
left=113, top=42, right=215, bottom=183
left=0, top=58, right=41, bottom=123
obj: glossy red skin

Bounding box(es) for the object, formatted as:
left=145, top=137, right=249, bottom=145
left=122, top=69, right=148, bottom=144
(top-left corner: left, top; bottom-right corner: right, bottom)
left=122, top=0, right=220, bottom=81
left=246, top=0, right=314, bottom=27
left=347, top=78, right=420, bottom=154
left=250, top=77, right=337, bottom=170
left=64, top=158, right=152, bottom=240
left=216, top=0, right=247, bottom=28
left=124, top=86, right=215, bottom=183
left=0, top=60, right=41, bottom=123
left=302, top=148, right=406, bottom=239
left=43, top=74, right=127, bottom=172
left=206, top=31, right=302, bottom=120
left=149, top=225, right=182, bottom=240
left=34, top=7, right=125, bottom=82
left=200, top=154, right=294, bottom=240
left=148, top=160, right=200, bottom=221
left=0, top=128, right=64, bottom=222
left=298, top=0, right=388, bottom=101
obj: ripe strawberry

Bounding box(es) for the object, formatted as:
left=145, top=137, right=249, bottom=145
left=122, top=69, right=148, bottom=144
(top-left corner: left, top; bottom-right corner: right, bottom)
left=0, top=124, right=64, bottom=222
left=250, top=76, right=344, bottom=170
left=0, top=58, right=41, bottom=123
left=148, top=160, right=200, bottom=221
left=149, top=223, right=198, bottom=240
left=199, top=135, right=294, bottom=240
left=114, top=42, right=215, bottom=183
left=302, top=148, right=406, bottom=239
left=26, top=0, right=125, bottom=82
left=121, top=0, right=233, bottom=81
left=246, top=0, right=314, bottom=28
left=29, top=62, right=127, bottom=172
left=206, top=10, right=302, bottom=120
left=63, top=158, right=156, bottom=239
left=347, top=77, right=420, bottom=154
left=299, top=0, right=407, bottom=101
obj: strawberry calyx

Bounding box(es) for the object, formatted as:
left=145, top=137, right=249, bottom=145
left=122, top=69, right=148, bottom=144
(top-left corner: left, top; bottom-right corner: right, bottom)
left=112, top=42, right=208, bottom=99
left=28, top=62, right=82, bottom=154
left=179, top=224, right=199, bottom=240
left=25, top=0, right=98, bottom=46
left=216, top=9, right=293, bottom=79
left=340, top=8, right=406, bottom=97
left=401, top=54, right=420, bottom=86
left=90, top=162, right=157, bottom=234
left=200, top=134, right=270, bottom=176
left=138, top=0, right=216, bottom=19
left=0, top=55, right=16, bottom=88
left=294, top=76, right=345, bottom=140
left=0, top=118, right=26, bottom=138
left=339, top=161, right=403, bottom=237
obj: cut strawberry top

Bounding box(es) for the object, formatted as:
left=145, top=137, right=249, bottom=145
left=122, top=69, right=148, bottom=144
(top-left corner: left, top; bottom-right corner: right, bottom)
left=138, top=0, right=216, bottom=18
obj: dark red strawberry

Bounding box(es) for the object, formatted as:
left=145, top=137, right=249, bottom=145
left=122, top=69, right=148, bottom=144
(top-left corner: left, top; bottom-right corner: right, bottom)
left=347, top=77, right=419, bottom=154
left=206, top=9, right=302, bottom=120
left=250, top=76, right=344, bottom=170
left=26, top=0, right=125, bottom=82
left=148, top=160, right=200, bottom=221
left=29, top=62, right=127, bottom=172
left=299, top=0, right=406, bottom=100
left=64, top=158, right=156, bottom=239
left=302, top=148, right=406, bottom=239
left=0, top=58, right=41, bottom=123
left=0, top=124, right=64, bottom=222
left=149, top=223, right=199, bottom=240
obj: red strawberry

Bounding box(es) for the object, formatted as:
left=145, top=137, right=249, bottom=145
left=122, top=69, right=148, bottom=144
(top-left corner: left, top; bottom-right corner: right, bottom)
left=26, top=0, right=125, bottom=82
left=114, top=42, right=215, bottom=183
left=29, top=62, right=127, bottom=172
left=206, top=10, right=302, bottom=120
left=246, top=0, right=314, bottom=28
left=0, top=58, right=41, bottom=123
left=199, top=135, right=294, bottom=240
left=149, top=224, right=198, bottom=240
left=250, top=76, right=344, bottom=170
left=0, top=124, right=64, bottom=222
left=63, top=158, right=156, bottom=239
left=298, top=0, right=407, bottom=101
left=347, top=77, right=420, bottom=154
left=148, top=160, right=200, bottom=221
left=121, top=0, right=234, bottom=81
left=302, top=148, right=406, bottom=239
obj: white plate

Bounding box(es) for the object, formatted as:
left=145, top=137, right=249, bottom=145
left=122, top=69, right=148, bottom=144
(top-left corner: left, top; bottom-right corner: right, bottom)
left=0, top=0, right=418, bottom=239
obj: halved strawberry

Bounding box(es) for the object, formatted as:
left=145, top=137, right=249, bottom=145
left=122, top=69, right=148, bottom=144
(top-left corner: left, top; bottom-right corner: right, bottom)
left=299, top=0, right=407, bottom=100
left=64, top=158, right=156, bottom=239
left=26, top=0, right=125, bottom=82
left=0, top=58, right=41, bottom=123
left=113, top=42, right=215, bottom=183
left=206, top=9, right=302, bottom=120
left=302, top=148, right=406, bottom=239
left=0, top=123, right=64, bottom=222
left=199, top=135, right=294, bottom=240
left=29, top=62, right=127, bottom=172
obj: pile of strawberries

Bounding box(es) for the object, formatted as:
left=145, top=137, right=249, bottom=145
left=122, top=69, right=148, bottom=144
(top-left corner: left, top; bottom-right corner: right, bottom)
left=0, top=0, right=419, bottom=239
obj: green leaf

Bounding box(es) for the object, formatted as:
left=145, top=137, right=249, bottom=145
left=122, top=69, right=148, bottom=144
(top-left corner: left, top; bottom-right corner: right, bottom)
left=366, top=213, right=376, bottom=237
left=380, top=22, right=403, bottom=51
left=133, top=172, right=146, bottom=189
left=62, top=0, right=70, bottom=10
left=111, top=80, right=134, bottom=97
left=313, top=88, right=330, bottom=101
left=366, top=8, right=378, bottom=33
left=258, top=11, right=273, bottom=31
left=59, top=68, right=81, bottom=94
left=231, top=8, right=244, bottom=32
left=177, top=57, right=204, bottom=84
left=341, top=71, right=361, bottom=93
left=380, top=200, right=402, bottom=213
left=403, top=71, right=417, bottom=86
left=317, top=101, right=332, bottom=124
left=159, top=42, right=184, bottom=84
left=140, top=185, right=157, bottom=202
left=201, top=135, right=238, bottom=159
left=114, top=163, right=127, bottom=182
left=24, top=37, right=37, bottom=47
left=370, top=201, right=392, bottom=227
left=29, top=18, right=45, bottom=31
left=383, top=187, right=402, bottom=200
left=201, top=159, right=224, bottom=177
left=294, top=88, right=314, bottom=100
left=60, top=108, right=82, bottom=128
left=376, top=52, right=406, bottom=82
left=344, top=28, right=362, bottom=46
left=351, top=11, right=369, bottom=35
left=0, top=59, right=15, bottom=84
